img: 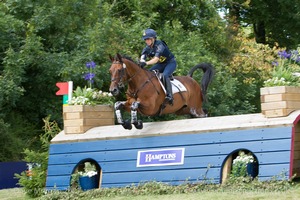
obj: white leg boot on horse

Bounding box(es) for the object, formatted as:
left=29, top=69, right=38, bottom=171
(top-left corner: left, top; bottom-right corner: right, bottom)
left=164, top=76, right=173, bottom=105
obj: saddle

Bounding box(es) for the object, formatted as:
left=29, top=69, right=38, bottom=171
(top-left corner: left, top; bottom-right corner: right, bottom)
left=153, top=70, right=187, bottom=94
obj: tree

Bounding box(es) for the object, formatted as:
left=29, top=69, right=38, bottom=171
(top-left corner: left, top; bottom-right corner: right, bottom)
left=0, top=0, right=297, bottom=162
left=218, top=0, right=300, bottom=48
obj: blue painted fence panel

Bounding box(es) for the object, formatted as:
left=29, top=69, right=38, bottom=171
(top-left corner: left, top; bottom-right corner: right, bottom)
left=49, top=127, right=291, bottom=154
left=0, top=161, right=27, bottom=189
left=46, top=126, right=293, bottom=190
left=47, top=138, right=291, bottom=167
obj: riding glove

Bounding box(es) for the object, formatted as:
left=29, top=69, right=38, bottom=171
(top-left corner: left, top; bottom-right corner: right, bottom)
left=140, top=62, right=147, bottom=68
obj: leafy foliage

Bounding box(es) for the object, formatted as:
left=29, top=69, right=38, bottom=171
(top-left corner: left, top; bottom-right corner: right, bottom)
left=40, top=177, right=294, bottom=200
left=0, top=0, right=299, bottom=161
left=15, top=116, right=60, bottom=198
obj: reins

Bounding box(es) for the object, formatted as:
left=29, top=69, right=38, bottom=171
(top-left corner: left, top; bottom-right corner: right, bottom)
left=111, top=59, right=160, bottom=99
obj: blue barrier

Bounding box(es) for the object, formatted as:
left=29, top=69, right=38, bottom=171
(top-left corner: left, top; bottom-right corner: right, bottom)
left=0, top=161, right=27, bottom=189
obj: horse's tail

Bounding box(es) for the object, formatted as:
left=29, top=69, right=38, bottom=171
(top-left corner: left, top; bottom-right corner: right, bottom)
left=187, top=63, right=214, bottom=101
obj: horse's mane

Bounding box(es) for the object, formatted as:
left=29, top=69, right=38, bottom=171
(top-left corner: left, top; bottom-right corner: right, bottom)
left=121, top=55, right=139, bottom=65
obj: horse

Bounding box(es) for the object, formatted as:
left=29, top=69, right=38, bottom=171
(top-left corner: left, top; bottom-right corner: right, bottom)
left=109, top=53, right=214, bottom=130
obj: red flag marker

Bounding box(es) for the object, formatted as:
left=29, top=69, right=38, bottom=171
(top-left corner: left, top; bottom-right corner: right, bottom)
left=56, top=81, right=73, bottom=105
left=56, top=82, right=69, bottom=95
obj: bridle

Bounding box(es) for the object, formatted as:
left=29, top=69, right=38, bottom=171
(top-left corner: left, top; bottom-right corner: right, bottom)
left=110, top=59, right=160, bottom=98
left=110, top=61, right=139, bottom=88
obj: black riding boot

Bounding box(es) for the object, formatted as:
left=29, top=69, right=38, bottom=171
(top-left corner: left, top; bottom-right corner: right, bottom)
left=164, top=77, right=173, bottom=105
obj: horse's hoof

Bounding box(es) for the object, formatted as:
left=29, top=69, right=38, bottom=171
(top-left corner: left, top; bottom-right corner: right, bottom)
left=133, top=120, right=143, bottom=129
left=122, top=120, right=132, bottom=130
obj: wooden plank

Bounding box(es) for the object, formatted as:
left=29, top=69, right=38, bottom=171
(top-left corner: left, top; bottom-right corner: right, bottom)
left=63, top=112, right=81, bottom=120
left=258, top=163, right=290, bottom=177
left=48, top=155, right=224, bottom=176
left=262, top=109, right=295, bottom=118
left=294, top=142, right=300, bottom=150
left=221, top=155, right=232, bottom=184
left=83, top=119, right=114, bottom=126
left=292, top=168, right=300, bottom=178
left=64, top=111, right=114, bottom=120
left=81, top=111, right=114, bottom=119
left=46, top=175, right=71, bottom=189
left=261, top=101, right=300, bottom=110
left=64, top=126, right=84, bottom=134
left=257, top=151, right=290, bottom=164
left=64, top=118, right=114, bottom=127
left=261, top=93, right=300, bottom=103
left=64, top=119, right=84, bottom=126
left=293, top=150, right=300, bottom=159
left=101, top=156, right=223, bottom=173
left=260, top=86, right=300, bottom=95
left=63, top=105, right=114, bottom=112
left=47, top=165, right=75, bottom=176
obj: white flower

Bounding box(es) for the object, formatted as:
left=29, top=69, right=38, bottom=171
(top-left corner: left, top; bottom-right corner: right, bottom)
left=233, top=151, right=255, bottom=165
left=78, top=170, right=97, bottom=177
left=68, top=86, right=115, bottom=105
left=293, top=72, right=300, bottom=77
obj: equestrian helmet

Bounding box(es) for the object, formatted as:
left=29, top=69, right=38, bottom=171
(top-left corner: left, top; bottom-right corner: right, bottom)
left=142, top=29, right=157, bottom=40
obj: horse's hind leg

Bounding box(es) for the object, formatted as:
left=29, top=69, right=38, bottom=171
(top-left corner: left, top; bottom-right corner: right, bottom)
left=114, top=101, right=132, bottom=130
left=176, top=106, right=206, bottom=118
left=190, top=108, right=207, bottom=117
left=131, top=101, right=143, bottom=129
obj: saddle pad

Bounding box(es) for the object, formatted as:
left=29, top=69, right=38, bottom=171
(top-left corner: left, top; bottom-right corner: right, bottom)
left=171, top=79, right=187, bottom=94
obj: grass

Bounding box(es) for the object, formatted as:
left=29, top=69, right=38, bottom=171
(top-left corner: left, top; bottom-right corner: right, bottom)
left=2, top=179, right=300, bottom=200
left=98, top=189, right=300, bottom=200
left=1, top=187, right=300, bottom=200
left=0, top=188, right=31, bottom=200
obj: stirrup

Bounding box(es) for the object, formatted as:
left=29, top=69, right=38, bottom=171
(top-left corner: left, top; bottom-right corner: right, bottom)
left=165, top=96, right=173, bottom=105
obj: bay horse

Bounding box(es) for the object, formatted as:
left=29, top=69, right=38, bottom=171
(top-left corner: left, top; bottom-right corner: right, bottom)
left=109, top=53, right=214, bottom=130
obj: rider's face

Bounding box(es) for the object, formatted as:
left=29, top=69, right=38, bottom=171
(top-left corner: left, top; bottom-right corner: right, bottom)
left=145, top=38, right=154, bottom=47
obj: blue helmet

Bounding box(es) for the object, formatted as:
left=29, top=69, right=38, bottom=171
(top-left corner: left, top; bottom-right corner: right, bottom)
left=142, top=29, right=157, bottom=40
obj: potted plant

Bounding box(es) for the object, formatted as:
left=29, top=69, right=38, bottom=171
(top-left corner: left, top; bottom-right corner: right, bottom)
left=63, top=61, right=115, bottom=134
left=68, top=86, right=115, bottom=106
left=263, top=49, right=300, bottom=87
left=73, top=162, right=99, bottom=191
left=231, top=151, right=257, bottom=178
left=261, top=49, right=300, bottom=117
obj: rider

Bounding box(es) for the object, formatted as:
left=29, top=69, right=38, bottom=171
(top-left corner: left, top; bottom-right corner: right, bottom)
left=139, top=28, right=177, bottom=105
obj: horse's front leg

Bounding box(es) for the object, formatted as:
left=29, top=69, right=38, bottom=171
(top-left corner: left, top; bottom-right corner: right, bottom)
left=114, top=101, right=132, bottom=130
left=131, top=101, right=143, bottom=129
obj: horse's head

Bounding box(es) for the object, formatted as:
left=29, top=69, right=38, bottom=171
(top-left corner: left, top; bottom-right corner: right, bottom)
left=109, top=53, right=127, bottom=96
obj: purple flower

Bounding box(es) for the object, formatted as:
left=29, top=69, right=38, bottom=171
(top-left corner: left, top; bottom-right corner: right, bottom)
left=84, top=61, right=96, bottom=88
left=86, top=61, right=96, bottom=69
left=290, top=50, right=300, bottom=63
left=278, top=50, right=291, bottom=59
left=272, top=61, right=278, bottom=66
left=84, top=72, right=95, bottom=81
